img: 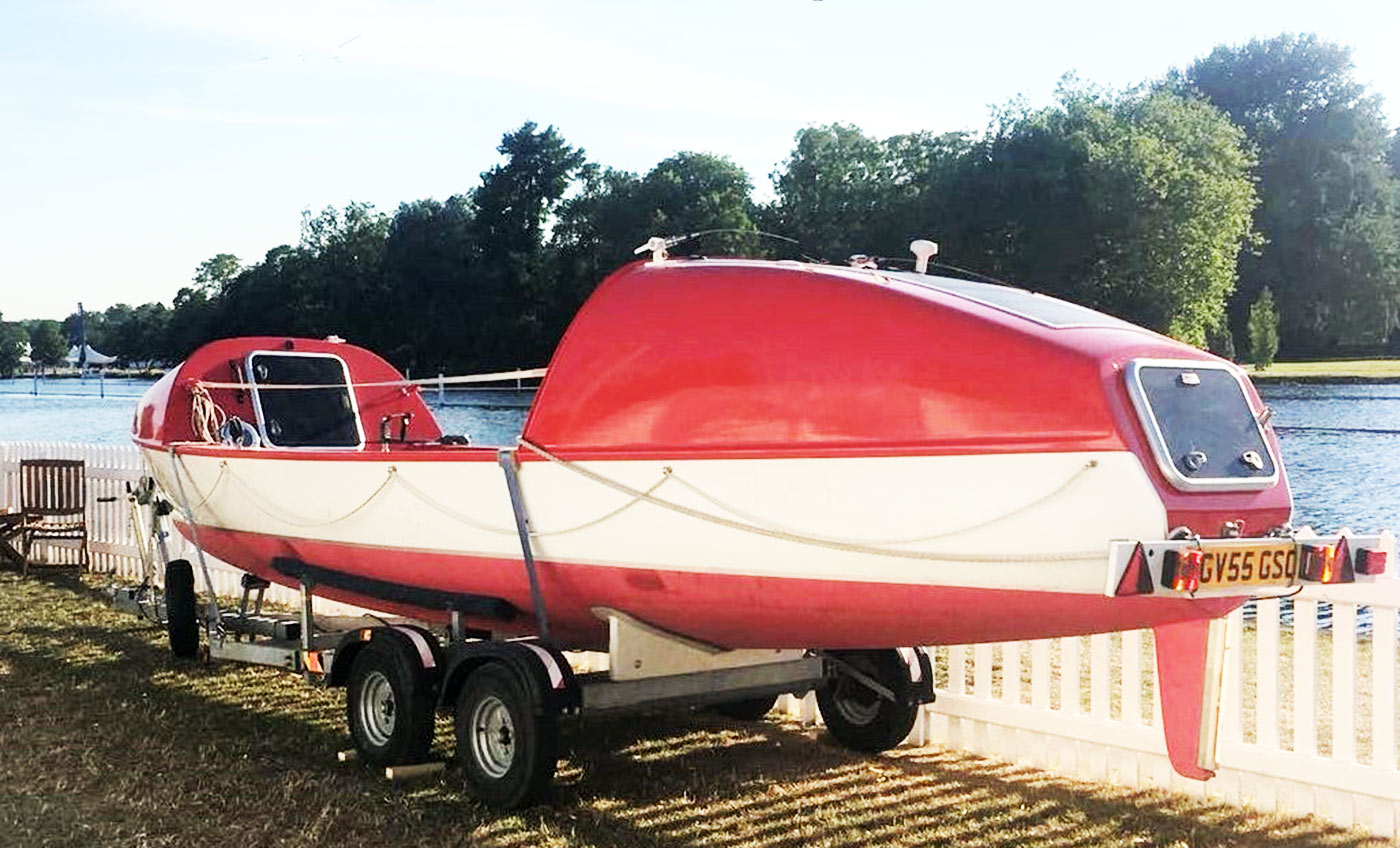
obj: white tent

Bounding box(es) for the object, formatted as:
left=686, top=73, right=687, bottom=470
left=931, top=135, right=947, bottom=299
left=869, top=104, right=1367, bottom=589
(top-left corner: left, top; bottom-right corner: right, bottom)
left=65, top=343, right=118, bottom=367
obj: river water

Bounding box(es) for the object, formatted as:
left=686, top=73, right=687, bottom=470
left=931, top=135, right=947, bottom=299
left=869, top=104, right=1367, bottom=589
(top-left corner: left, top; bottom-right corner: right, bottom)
left=1, top=377, right=1396, bottom=535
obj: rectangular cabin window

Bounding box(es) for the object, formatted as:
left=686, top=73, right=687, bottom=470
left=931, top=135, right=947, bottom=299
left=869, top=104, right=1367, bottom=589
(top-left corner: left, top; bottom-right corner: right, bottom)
left=1125, top=360, right=1277, bottom=491
left=247, top=352, right=363, bottom=448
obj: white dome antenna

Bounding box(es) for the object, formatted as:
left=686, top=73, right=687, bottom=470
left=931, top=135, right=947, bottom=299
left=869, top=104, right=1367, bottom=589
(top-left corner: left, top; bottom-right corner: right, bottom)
left=909, top=239, right=939, bottom=274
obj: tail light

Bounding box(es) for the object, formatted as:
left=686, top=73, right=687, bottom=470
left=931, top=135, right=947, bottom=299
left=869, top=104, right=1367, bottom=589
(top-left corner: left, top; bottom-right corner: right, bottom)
left=1301, top=538, right=1354, bottom=584
left=1356, top=547, right=1389, bottom=576
left=1115, top=542, right=1155, bottom=596
left=1161, top=549, right=1202, bottom=593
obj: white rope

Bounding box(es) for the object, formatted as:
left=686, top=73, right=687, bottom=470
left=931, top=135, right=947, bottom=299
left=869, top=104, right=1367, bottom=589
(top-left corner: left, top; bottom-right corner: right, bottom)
left=531, top=471, right=674, bottom=537
left=518, top=440, right=1104, bottom=564
left=664, top=460, right=1097, bottom=547
left=389, top=473, right=516, bottom=535
left=393, top=465, right=675, bottom=537
left=168, top=449, right=223, bottom=632
left=174, top=460, right=229, bottom=513
left=161, top=452, right=675, bottom=539
left=221, top=464, right=400, bottom=529
left=194, top=367, right=547, bottom=392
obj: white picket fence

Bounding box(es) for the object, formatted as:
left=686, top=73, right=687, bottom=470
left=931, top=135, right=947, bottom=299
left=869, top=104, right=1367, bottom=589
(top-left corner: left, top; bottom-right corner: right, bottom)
left=3, top=441, right=1398, bottom=838
left=780, top=588, right=1400, bottom=838
left=0, top=440, right=358, bottom=611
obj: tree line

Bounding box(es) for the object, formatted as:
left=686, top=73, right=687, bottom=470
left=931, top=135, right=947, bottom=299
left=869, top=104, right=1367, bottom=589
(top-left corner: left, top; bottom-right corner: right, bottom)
left=3, top=33, right=1398, bottom=377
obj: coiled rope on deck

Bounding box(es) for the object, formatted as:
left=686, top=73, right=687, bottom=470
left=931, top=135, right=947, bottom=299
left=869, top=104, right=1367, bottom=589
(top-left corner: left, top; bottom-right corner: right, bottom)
left=189, top=384, right=227, bottom=443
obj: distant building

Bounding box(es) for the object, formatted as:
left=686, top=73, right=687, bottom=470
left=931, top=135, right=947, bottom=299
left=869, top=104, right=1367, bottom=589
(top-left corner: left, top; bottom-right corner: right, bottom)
left=65, top=344, right=117, bottom=368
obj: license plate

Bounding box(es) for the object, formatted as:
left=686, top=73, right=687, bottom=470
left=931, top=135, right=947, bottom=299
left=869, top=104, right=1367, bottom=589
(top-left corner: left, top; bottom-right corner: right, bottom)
left=1197, top=542, right=1297, bottom=588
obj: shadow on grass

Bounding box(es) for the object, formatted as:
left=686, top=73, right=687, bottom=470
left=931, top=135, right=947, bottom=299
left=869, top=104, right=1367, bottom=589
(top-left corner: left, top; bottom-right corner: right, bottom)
left=0, top=571, right=1387, bottom=848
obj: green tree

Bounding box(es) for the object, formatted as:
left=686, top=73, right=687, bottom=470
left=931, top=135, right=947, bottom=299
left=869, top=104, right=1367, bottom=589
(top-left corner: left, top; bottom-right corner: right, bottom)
left=554, top=151, right=758, bottom=310
left=637, top=152, right=756, bottom=253
left=379, top=196, right=478, bottom=372
left=0, top=314, right=26, bottom=377
left=168, top=283, right=220, bottom=360
left=943, top=83, right=1257, bottom=345
left=28, top=320, right=66, bottom=371
left=119, top=302, right=171, bottom=366
left=193, top=253, right=242, bottom=297
left=769, top=124, right=969, bottom=261
left=1247, top=287, right=1280, bottom=368
left=469, top=123, right=588, bottom=367
left=1184, top=34, right=1400, bottom=353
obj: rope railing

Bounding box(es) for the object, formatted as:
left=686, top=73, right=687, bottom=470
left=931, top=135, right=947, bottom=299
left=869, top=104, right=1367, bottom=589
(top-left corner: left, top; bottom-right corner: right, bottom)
left=517, top=439, right=1105, bottom=564
left=193, top=367, right=547, bottom=392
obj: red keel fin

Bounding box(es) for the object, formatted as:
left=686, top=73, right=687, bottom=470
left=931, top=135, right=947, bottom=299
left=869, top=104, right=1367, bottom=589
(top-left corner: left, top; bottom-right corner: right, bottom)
left=1152, top=617, right=1227, bottom=780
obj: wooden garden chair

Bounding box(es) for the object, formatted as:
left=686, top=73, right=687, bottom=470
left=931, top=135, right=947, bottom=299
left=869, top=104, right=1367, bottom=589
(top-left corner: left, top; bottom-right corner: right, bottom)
left=19, top=459, right=89, bottom=575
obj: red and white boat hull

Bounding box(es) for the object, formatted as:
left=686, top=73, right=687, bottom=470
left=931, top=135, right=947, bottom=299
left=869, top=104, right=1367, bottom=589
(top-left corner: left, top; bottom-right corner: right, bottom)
left=144, top=445, right=1240, bottom=649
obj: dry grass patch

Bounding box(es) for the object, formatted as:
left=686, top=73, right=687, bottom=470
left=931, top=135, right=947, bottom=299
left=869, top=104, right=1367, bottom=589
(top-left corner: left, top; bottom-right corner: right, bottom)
left=0, top=569, right=1389, bottom=847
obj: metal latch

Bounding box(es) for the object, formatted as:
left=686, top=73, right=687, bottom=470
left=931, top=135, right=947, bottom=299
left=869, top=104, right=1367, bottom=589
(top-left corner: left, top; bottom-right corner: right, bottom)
left=1183, top=450, right=1208, bottom=472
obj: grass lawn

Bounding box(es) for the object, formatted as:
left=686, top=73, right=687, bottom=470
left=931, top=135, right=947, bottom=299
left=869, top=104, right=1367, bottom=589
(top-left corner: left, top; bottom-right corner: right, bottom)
left=1249, top=359, right=1400, bottom=380
left=0, top=569, right=1391, bottom=848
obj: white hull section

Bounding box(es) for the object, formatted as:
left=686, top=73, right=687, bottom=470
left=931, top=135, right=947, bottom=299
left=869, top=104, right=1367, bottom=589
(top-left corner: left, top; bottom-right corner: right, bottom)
left=143, top=448, right=1166, bottom=595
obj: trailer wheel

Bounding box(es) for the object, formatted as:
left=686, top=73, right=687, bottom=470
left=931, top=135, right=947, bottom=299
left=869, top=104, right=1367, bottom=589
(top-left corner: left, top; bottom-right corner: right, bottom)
left=455, top=663, right=557, bottom=809
left=346, top=640, right=435, bottom=767
left=816, top=650, right=918, bottom=753
left=164, top=559, right=199, bottom=660
left=712, top=695, right=778, bottom=721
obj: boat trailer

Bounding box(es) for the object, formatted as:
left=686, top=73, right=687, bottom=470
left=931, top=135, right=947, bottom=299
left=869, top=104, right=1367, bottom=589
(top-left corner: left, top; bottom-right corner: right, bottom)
left=108, top=471, right=935, bottom=808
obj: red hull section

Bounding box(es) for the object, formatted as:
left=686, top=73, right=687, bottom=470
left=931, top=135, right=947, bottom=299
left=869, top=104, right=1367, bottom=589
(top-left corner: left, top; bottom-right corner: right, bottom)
left=189, top=524, right=1243, bottom=651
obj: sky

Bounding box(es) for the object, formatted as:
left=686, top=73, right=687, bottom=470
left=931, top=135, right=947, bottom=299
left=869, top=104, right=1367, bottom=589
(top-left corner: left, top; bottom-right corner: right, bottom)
left=2, top=0, right=1398, bottom=321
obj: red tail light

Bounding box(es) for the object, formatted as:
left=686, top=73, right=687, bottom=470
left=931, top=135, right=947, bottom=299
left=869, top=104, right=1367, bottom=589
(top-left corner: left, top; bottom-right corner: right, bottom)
left=1300, top=541, right=1353, bottom=583
left=1299, top=537, right=1355, bottom=584
left=1115, top=542, right=1155, bottom=596
left=1300, top=544, right=1331, bottom=582
left=1161, top=549, right=1202, bottom=593
left=1356, top=547, right=1389, bottom=576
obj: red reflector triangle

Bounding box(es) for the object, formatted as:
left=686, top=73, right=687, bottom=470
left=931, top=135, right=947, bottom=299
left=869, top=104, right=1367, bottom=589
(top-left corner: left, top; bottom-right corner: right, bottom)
left=1116, top=543, right=1154, bottom=596
left=1335, top=536, right=1355, bottom=583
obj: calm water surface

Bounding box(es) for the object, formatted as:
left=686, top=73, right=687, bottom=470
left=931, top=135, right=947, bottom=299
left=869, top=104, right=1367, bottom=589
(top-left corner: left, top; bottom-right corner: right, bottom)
left=0, top=379, right=530, bottom=447
left=1259, top=382, right=1400, bottom=534
left=1, top=377, right=1396, bottom=534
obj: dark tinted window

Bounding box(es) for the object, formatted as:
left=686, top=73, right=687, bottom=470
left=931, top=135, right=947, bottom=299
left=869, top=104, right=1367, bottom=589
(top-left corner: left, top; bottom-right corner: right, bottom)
left=250, top=353, right=360, bottom=448
left=1136, top=366, right=1273, bottom=481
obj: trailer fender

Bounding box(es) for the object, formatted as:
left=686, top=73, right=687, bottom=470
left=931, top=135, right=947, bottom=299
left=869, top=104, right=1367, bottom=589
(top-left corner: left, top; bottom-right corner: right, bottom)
left=896, top=647, right=936, bottom=705
left=440, top=640, right=579, bottom=716
left=328, top=624, right=443, bottom=690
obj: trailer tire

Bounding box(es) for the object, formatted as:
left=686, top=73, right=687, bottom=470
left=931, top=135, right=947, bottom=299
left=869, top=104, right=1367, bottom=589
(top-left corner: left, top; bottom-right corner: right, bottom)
left=816, top=650, right=918, bottom=753
left=712, top=695, right=778, bottom=721
left=346, top=640, right=435, bottom=767
left=164, top=559, right=199, bottom=660
left=455, top=663, right=557, bottom=809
